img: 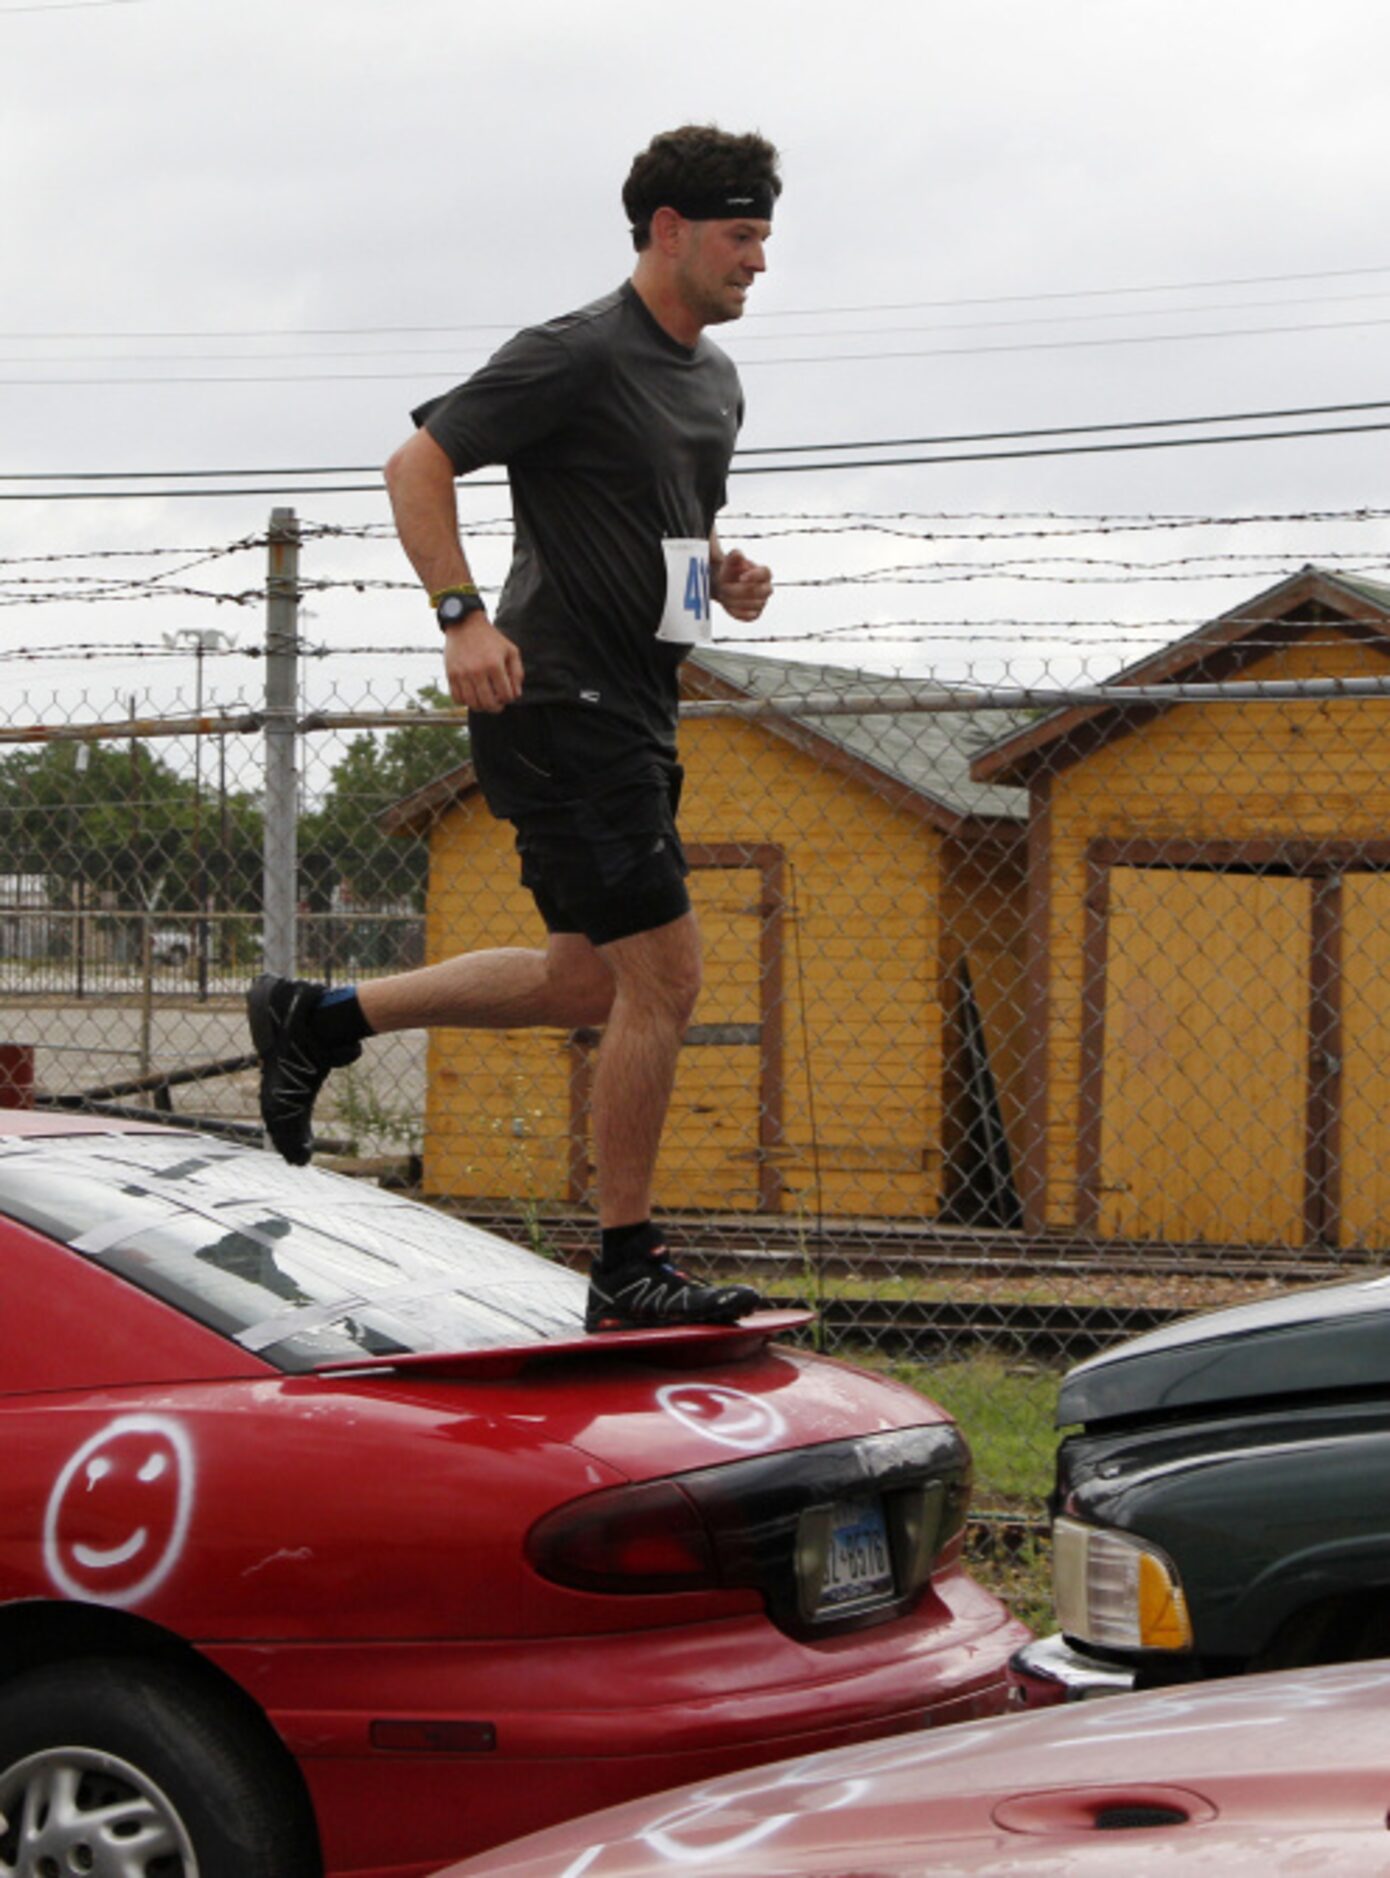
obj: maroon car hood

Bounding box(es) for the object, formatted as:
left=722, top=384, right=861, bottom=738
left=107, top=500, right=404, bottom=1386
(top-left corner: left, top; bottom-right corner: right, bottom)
left=436, top=1660, right=1390, bottom=1875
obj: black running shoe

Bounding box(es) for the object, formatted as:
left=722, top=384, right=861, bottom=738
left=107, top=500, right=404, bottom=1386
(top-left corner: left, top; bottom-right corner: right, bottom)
left=585, top=1247, right=762, bottom=1333
left=247, top=974, right=361, bottom=1166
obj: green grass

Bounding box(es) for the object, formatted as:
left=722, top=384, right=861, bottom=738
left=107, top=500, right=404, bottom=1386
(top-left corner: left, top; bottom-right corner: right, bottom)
left=854, top=1351, right=1060, bottom=1513
left=965, top=1530, right=1054, bottom=1635
left=845, top=1349, right=1060, bottom=1633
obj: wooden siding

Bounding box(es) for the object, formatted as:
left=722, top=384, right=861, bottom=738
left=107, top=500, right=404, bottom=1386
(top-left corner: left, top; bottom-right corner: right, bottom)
left=1038, top=628, right=1390, bottom=1240
left=421, top=795, right=576, bottom=1202
left=1338, top=874, right=1390, bottom=1249
left=420, top=711, right=954, bottom=1218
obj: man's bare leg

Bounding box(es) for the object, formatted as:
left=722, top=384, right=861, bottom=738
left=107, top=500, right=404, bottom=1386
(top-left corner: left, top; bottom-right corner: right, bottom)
left=588, top=912, right=700, bottom=1227
left=250, top=933, right=612, bottom=1164
left=583, top=908, right=760, bottom=1328
left=358, top=932, right=614, bottom=1035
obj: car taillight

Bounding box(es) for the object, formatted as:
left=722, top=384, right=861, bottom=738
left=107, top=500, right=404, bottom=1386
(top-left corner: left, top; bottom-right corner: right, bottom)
left=527, top=1481, right=719, bottom=1593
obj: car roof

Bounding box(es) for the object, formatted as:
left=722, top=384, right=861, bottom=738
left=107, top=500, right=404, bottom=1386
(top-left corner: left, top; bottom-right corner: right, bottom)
left=0, top=1111, right=181, bottom=1140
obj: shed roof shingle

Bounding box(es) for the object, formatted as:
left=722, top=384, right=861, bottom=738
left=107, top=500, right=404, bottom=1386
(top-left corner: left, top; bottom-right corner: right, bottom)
left=685, top=647, right=1029, bottom=823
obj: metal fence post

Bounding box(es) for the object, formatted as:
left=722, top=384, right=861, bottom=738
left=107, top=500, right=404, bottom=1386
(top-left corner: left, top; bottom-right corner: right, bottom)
left=262, top=507, right=300, bottom=978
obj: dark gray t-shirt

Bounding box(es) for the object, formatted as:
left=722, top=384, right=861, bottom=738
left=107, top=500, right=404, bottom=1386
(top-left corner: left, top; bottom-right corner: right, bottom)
left=414, top=282, right=744, bottom=752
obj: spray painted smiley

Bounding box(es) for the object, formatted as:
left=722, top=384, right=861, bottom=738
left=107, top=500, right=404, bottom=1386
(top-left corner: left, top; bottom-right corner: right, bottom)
left=656, top=1383, right=788, bottom=1451
left=42, top=1414, right=196, bottom=1607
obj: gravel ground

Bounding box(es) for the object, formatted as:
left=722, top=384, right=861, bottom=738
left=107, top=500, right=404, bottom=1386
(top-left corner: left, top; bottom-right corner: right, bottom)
left=0, top=993, right=426, bottom=1155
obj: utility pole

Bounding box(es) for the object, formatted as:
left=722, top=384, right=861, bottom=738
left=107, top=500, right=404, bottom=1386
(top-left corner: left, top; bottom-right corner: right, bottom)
left=165, top=624, right=236, bottom=999
left=263, top=509, right=300, bottom=979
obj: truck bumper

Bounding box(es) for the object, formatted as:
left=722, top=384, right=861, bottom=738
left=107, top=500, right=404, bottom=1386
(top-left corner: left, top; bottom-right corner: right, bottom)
left=1008, top=1631, right=1137, bottom=1706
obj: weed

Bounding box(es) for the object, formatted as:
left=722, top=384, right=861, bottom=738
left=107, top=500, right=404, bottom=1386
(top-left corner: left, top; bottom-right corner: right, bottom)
left=333, top=1066, right=424, bottom=1157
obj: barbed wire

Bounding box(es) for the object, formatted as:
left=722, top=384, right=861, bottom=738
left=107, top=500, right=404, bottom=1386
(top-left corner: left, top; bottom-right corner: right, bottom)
left=6, top=507, right=1385, bottom=573
left=11, top=559, right=1390, bottom=610
left=309, top=506, right=1390, bottom=542
left=0, top=536, right=265, bottom=570
left=0, top=641, right=267, bottom=664
left=8, top=618, right=1390, bottom=669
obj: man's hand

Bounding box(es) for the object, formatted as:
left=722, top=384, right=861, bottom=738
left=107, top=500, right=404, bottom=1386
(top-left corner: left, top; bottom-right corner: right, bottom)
left=712, top=548, right=773, bottom=622
left=442, top=616, right=525, bottom=713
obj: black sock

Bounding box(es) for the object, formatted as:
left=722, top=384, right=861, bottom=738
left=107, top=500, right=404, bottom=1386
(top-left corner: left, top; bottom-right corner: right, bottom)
left=312, top=985, right=374, bottom=1048
left=599, top=1220, right=664, bottom=1267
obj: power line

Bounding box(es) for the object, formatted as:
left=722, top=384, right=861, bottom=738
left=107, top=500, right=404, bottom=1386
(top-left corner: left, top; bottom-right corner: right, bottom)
left=8, top=264, right=1390, bottom=341
left=761, top=264, right=1390, bottom=317
left=747, top=398, right=1390, bottom=457
left=7, top=395, right=1390, bottom=487
left=15, top=288, right=1390, bottom=367
left=0, top=0, right=141, bottom=10
left=9, top=414, right=1390, bottom=501
left=5, top=309, right=1390, bottom=386
left=734, top=418, right=1390, bottom=476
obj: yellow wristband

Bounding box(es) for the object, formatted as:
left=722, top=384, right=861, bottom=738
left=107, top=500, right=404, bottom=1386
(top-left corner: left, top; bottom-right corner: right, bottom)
left=428, top=583, right=480, bottom=609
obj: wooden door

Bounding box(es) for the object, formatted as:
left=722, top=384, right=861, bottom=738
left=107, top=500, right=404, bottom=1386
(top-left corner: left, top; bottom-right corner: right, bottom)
left=1338, top=874, right=1390, bottom=1249
left=1097, top=868, right=1309, bottom=1244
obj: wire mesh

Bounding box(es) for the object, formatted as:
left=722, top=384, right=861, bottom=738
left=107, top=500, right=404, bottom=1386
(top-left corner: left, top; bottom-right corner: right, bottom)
left=6, top=522, right=1390, bottom=1518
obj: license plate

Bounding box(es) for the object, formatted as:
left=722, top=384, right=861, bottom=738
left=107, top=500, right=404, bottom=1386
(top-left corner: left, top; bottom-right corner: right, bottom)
left=814, top=1497, right=895, bottom=1616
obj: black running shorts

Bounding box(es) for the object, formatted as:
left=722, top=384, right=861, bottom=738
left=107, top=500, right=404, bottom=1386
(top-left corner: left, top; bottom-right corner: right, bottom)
left=469, top=704, right=691, bottom=947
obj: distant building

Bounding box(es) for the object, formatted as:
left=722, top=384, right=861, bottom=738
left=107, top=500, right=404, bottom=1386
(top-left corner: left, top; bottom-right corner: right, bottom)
left=0, top=874, right=61, bottom=960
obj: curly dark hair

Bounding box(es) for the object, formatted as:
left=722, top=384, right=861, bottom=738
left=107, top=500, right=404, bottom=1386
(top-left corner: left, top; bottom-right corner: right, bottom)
left=622, top=125, right=782, bottom=251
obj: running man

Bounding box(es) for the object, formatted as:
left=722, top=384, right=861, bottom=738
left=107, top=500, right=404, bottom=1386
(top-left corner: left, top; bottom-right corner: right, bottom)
left=250, top=125, right=780, bottom=1333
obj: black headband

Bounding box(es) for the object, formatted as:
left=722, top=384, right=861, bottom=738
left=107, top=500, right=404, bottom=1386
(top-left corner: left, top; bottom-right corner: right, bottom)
left=658, top=180, right=776, bottom=223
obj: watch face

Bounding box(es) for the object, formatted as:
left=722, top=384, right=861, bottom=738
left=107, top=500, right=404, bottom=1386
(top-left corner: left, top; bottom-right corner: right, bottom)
left=438, top=593, right=482, bottom=626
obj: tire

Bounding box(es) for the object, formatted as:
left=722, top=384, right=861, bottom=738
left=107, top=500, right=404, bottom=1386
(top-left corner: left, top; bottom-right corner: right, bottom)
left=0, top=1657, right=319, bottom=1878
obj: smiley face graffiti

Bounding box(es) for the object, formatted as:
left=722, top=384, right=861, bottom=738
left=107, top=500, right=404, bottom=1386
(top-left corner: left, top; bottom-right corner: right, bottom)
left=42, top=1414, right=196, bottom=1607
left=655, top=1383, right=787, bottom=1451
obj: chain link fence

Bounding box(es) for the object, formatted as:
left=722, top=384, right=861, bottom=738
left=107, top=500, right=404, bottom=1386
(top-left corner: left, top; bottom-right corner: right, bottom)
left=7, top=513, right=1390, bottom=1519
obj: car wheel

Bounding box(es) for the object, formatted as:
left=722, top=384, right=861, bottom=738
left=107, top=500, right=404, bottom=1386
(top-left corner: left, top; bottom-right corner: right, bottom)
left=0, top=1657, right=318, bottom=1878
left=165, top=944, right=189, bottom=967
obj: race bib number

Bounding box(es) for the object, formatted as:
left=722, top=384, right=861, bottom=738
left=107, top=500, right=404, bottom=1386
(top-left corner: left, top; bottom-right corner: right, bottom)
left=657, top=538, right=713, bottom=646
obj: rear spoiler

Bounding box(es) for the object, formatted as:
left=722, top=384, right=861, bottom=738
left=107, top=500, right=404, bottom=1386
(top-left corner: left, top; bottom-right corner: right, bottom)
left=311, top=1309, right=814, bottom=1381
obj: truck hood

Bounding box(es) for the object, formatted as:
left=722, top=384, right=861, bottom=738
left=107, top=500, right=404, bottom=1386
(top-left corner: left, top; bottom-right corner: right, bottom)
left=1059, top=1272, right=1390, bottom=1426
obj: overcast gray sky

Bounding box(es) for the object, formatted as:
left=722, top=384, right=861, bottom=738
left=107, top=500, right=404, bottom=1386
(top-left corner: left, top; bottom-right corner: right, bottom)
left=5, top=0, right=1390, bottom=711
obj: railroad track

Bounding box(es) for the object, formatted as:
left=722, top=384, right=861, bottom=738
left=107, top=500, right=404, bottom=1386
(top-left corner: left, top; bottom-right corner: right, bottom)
left=765, top=1296, right=1180, bottom=1363
left=434, top=1202, right=1379, bottom=1363
left=444, top=1201, right=1376, bottom=1290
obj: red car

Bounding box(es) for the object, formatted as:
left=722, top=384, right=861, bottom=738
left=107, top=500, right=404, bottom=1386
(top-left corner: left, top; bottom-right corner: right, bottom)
left=0, top=1113, right=1029, bottom=1878
left=431, top=1659, right=1390, bottom=1875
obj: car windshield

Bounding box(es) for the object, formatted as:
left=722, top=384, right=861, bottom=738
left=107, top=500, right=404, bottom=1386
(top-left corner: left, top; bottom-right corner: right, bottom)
left=0, top=1132, right=587, bottom=1371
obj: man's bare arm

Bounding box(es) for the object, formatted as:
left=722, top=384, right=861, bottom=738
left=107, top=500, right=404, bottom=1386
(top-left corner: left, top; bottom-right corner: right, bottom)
left=383, top=429, right=524, bottom=713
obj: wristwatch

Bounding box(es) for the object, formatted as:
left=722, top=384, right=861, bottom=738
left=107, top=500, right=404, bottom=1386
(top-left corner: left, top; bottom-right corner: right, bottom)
left=433, top=587, right=487, bottom=631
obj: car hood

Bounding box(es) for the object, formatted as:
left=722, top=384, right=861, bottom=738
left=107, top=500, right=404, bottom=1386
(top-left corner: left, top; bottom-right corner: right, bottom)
left=1058, top=1271, right=1390, bottom=1426
left=433, top=1659, right=1390, bottom=1875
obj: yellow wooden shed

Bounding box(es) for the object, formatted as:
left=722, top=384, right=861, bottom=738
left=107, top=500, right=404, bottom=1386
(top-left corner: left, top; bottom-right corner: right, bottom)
left=382, top=650, right=1028, bottom=1223
left=971, top=566, right=1390, bottom=1253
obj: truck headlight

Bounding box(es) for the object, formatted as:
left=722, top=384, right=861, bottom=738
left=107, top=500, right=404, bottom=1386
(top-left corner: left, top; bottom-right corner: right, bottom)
left=1052, top=1516, right=1193, bottom=1651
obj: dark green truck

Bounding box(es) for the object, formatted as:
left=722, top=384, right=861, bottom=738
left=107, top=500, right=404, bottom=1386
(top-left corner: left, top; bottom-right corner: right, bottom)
left=1012, top=1274, right=1390, bottom=1702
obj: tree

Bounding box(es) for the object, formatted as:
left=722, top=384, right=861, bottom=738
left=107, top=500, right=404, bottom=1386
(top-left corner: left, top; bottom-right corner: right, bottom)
left=299, top=688, right=470, bottom=957
left=0, top=740, right=263, bottom=912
